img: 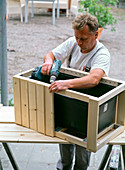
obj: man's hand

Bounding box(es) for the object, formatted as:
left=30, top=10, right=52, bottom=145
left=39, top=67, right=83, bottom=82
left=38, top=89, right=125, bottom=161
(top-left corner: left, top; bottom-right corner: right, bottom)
left=49, top=68, right=105, bottom=93
left=41, top=62, right=52, bottom=75
left=49, top=80, right=70, bottom=93
left=42, top=52, right=55, bottom=75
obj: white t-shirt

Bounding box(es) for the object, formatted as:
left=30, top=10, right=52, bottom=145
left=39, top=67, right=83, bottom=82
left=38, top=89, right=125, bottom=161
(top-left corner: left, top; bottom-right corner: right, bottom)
left=52, top=36, right=110, bottom=76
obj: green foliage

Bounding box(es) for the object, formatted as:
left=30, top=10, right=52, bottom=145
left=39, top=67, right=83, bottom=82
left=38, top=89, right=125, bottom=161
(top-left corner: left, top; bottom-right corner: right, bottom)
left=9, top=98, right=14, bottom=106
left=79, top=0, right=119, bottom=30
left=99, top=0, right=118, bottom=7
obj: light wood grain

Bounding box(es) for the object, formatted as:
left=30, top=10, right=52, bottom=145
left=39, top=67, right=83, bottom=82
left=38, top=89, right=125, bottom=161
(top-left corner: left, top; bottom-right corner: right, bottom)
left=36, top=84, right=45, bottom=134
left=45, top=87, right=54, bottom=137
left=13, top=77, right=22, bottom=124
left=28, top=82, right=37, bottom=130
left=20, top=79, right=29, bottom=128
left=117, top=90, right=125, bottom=127
left=87, top=99, right=99, bottom=152
left=0, top=123, right=68, bottom=143
left=109, top=131, right=125, bottom=145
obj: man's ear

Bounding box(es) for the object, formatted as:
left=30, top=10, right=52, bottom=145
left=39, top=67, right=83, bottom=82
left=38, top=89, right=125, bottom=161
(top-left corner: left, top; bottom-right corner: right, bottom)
left=95, top=31, right=98, bottom=39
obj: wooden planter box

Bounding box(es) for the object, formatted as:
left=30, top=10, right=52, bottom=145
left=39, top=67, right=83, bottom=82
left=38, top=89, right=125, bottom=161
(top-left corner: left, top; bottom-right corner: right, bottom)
left=13, top=67, right=125, bottom=152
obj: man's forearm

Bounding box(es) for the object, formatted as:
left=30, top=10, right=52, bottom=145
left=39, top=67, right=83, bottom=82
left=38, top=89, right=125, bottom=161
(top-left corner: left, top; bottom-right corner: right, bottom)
left=49, top=75, right=99, bottom=92
left=44, top=52, right=55, bottom=63
left=68, top=69, right=104, bottom=89
left=68, top=74, right=100, bottom=89
left=49, top=68, right=105, bottom=92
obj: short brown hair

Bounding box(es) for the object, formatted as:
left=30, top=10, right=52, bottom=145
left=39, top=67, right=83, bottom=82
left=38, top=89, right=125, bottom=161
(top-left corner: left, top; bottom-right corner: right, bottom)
left=72, top=13, right=99, bottom=34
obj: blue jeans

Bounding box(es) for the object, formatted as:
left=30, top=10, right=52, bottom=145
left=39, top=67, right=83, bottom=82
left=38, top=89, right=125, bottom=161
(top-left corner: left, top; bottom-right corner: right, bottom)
left=57, top=144, right=91, bottom=170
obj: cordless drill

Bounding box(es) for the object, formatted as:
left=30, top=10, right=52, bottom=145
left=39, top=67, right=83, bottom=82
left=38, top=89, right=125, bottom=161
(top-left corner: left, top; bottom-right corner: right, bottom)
left=31, top=59, right=61, bottom=83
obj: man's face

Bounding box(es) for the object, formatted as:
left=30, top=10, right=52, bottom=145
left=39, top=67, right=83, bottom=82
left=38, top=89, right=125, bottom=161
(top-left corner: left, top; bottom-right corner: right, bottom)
left=74, top=25, right=98, bottom=53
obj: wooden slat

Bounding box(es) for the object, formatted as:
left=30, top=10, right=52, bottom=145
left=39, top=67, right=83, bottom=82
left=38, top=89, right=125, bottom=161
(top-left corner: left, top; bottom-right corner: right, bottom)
left=36, top=84, right=45, bottom=134
left=13, top=77, right=22, bottom=124
left=61, top=66, right=124, bottom=85
left=109, top=131, right=125, bottom=145
left=0, top=123, right=34, bottom=132
left=16, top=66, right=124, bottom=85
left=58, top=89, right=91, bottom=103
left=45, top=87, right=54, bottom=137
left=117, top=90, right=125, bottom=127
left=20, top=79, right=29, bottom=128
left=23, top=77, right=91, bottom=103
left=87, top=99, right=99, bottom=152
left=98, top=84, right=125, bottom=105
left=15, top=68, right=33, bottom=77
left=0, top=131, right=68, bottom=143
left=0, top=123, right=68, bottom=143
left=28, top=82, right=37, bottom=130
left=55, top=131, right=87, bottom=148
left=97, top=126, right=124, bottom=150
left=97, top=124, right=115, bottom=139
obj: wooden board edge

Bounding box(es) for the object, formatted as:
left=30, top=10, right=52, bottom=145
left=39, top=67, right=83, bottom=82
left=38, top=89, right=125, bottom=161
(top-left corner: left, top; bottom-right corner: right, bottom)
left=55, top=131, right=87, bottom=148
left=97, top=126, right=124, bottom=150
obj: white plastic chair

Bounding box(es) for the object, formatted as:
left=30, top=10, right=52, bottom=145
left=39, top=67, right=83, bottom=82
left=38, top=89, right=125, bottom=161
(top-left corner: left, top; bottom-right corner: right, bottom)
left=70, top=0, right=80, bottom=17
left=7, top=0, right=25, bottom=22
left=28, top=0, right=69, bottom=17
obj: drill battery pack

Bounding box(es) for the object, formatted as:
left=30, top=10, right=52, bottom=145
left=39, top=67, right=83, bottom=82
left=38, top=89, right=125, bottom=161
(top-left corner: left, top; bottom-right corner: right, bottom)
left=31, top=66, right=50, bottom=83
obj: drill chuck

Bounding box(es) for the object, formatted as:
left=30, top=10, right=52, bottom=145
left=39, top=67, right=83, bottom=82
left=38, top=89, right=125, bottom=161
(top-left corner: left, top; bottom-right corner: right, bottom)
left=50, top=75, right=56, bottom=84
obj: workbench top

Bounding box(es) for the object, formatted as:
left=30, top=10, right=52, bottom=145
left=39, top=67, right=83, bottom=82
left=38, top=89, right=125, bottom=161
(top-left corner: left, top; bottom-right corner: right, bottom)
left=0, top=106, right=124, bottom=145
left=109, top=131, right=125, bottom=145
left=0, top=106, right=68, bottom=144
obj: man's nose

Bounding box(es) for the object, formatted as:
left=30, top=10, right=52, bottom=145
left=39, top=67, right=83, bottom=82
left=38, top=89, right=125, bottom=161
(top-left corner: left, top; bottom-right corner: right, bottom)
left=77, top=39, right=82, bottom=45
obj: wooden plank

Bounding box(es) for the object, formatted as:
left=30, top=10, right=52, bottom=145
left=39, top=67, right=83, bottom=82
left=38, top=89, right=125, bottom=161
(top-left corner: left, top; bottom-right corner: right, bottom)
left=23, top=76, right=91, bottom=103
left=97, top=126, right=124, bottom=150
left=61, top=66, right=124, bottom=85
left=114, top=96, right=119, bottom=124
left=0, top=107, right=15, bottom=123
left=28, top=82, right=37, bottom=130
left=13, top=77, right=22, bottom=124
left=97, top=124, right=115, bottom=139
left=20, top=79, right=29, bottom=128
left=60, top=66, right=88, bottom=77
left=36, top=84, right=45, bottom=134
left=45, top=86, right=54, bottom=137
left=14, top=68, right=33, bottom=77
left=58, top=89, right=91, bottom=103
left=109, top=131, right=125, bottom=145
left=98, top=83, right=125, bottom=105
left=19, top=75, right=49, bottom=87
left=55, top=131, right=87, bottom=148
left=17, top=66, right=124, bottom=86
left=19, top=132, right=67, bottom=143
left=87, top=99, right=99, bottom=152
left=0, top=123, right=34, bottom=132
left=0, top=123, right=68, bottom=143
left=117, top=90, right=125, bottom=126
left=0, top=131, right=68, bottom=143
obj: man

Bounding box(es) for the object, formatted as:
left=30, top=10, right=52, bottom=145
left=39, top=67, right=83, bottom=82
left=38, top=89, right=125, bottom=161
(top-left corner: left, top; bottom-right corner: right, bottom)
left=41, top=14, right=110, bottom=170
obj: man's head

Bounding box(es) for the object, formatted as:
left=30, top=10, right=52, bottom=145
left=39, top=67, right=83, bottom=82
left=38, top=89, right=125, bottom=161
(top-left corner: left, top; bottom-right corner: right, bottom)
left=72, top=13, right=99, bottom=53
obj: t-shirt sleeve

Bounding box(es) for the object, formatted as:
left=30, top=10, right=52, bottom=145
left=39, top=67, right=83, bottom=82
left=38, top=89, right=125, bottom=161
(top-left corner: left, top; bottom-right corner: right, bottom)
left=52, top=37, right=76, bottom=64
left=91, top=52, right=110, bottom=76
